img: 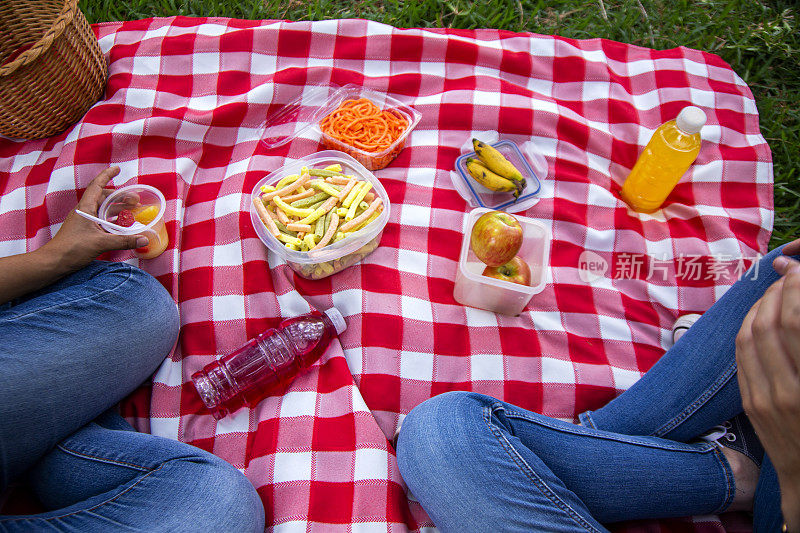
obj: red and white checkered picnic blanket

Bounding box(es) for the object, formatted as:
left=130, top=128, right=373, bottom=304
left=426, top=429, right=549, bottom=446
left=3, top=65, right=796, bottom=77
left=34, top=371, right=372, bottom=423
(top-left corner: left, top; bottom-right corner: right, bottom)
left=0, top=16, right=772, bottom=532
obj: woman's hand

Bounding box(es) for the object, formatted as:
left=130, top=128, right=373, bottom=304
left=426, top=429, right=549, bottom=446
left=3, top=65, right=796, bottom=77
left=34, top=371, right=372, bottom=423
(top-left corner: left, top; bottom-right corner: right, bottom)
left=0, top=167, right=149, bottom=304
left=40, top=167, right=148, bottom=272
left=773, top=239, right=800, bottom=280
left=782, top=238, right=800, bottom=257
left=736, top=262, right=800, bottom=529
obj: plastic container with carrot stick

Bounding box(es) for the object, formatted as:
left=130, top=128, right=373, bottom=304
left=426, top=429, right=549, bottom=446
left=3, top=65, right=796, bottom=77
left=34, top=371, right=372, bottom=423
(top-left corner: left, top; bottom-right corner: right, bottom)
left=260, top=84, right=421, bottom=170
left=249, top=151, right=391, bottom=280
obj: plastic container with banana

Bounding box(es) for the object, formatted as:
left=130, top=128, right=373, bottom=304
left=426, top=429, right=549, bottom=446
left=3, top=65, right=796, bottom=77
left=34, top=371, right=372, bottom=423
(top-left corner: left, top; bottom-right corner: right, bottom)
left=452, top=137, right=544, bottom=213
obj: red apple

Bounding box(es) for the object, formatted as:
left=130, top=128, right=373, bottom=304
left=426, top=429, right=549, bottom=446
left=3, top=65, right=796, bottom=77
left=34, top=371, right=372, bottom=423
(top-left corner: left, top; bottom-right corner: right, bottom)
left=470, top=211, right=523, bottom=267
left=482, top=255, right=531, bottom=286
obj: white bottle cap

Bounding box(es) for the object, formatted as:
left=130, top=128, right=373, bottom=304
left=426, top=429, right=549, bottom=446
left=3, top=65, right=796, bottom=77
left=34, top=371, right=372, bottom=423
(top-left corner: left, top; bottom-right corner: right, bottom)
left=675, top=106, right=706, bottom=134
left=323, top=307, right=347, bottom=335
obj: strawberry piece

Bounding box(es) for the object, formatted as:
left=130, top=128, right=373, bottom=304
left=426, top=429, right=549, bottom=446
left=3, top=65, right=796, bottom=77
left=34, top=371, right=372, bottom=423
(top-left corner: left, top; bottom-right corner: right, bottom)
left=116, top=209, right=135, bottom=227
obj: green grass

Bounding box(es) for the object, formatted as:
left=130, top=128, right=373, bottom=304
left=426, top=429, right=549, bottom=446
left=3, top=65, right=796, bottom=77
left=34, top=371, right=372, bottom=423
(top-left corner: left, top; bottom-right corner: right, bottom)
left=81, top=0, right=800, bottom=247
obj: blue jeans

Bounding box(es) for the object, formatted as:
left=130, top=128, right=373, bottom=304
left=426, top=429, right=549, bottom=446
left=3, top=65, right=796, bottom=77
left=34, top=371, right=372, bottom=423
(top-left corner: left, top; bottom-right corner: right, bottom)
left=0, top=261, right=265, bottom=532
left=397, top=248, right=790, bottom=532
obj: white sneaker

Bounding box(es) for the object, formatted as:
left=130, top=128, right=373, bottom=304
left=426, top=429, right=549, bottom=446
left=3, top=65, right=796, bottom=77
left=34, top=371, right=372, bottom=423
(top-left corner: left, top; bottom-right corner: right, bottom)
left=391, top=415, right=405, bottom=450
left=672, top=313, right=702, bottom=345
left=391, top=425, right=402, bottom=449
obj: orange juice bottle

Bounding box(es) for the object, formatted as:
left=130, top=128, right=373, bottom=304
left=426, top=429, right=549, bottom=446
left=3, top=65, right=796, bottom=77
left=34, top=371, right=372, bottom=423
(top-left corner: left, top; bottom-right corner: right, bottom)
left=621, top=106, right=706, bottom=212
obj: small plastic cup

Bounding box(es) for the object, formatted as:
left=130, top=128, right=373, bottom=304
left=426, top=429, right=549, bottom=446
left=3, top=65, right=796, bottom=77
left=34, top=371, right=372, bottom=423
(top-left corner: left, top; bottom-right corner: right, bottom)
left=98, top=184, right=168, bottom=260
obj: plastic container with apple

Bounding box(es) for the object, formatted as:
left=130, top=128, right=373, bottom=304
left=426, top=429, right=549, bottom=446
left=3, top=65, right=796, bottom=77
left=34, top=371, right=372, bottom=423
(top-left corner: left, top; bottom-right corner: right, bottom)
left=453, top=208, right=551, bottom=316
left=249, top=150, right=390, bottom=280
left=260, top=84, right=421, bottom=170
left=450, top=137, right=547, bottom=214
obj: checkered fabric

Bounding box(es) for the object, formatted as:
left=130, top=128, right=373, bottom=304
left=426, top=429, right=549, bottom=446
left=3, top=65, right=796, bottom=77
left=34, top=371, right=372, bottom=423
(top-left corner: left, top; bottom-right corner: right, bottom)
left=0, top=16, right=772, bottom=532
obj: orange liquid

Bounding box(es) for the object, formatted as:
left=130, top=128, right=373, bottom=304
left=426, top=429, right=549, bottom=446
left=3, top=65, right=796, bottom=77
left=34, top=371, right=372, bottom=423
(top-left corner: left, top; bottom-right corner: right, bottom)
left=135, top=219, right=168, bottom=259
left=620, top=120, right=701, bottom=212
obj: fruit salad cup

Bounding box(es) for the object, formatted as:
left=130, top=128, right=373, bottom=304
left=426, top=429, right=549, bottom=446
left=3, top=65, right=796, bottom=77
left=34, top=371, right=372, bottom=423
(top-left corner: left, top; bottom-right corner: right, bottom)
left=98, top=184, right=168, bottom=260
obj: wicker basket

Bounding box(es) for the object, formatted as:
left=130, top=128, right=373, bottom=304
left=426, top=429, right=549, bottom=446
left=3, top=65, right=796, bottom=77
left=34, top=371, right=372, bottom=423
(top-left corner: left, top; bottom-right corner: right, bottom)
left=0, top=0, right=108, bottom=139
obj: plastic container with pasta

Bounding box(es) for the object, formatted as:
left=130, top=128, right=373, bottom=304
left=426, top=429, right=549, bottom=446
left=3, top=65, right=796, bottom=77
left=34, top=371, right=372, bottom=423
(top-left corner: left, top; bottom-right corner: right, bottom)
left=250, top=151, right=390, bottom=280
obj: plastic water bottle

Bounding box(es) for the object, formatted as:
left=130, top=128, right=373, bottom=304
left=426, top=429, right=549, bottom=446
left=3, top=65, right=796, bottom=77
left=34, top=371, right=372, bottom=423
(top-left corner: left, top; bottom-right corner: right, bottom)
left=191, top=308, right=346, bottom=420
left=620, top=106, right=706, bottom=212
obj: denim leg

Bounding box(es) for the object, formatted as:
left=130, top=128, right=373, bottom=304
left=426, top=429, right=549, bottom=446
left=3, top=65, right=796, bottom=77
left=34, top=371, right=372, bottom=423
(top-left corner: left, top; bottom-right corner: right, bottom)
left=397, top=392, right=734, bottom=532
left=752, top=456, right=782, bottom=533
left=578, top=248, right=793, bottom=527
left=0, top=261, right=179, bottom=490
left=0, top=412, right=265, bottom=533
left=581, top=247, right=793, bottom=442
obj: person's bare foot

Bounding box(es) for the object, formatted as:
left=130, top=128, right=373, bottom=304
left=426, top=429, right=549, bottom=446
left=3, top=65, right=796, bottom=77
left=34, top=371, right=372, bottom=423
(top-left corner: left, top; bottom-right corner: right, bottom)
left=722, top=446, right=759, bottom=512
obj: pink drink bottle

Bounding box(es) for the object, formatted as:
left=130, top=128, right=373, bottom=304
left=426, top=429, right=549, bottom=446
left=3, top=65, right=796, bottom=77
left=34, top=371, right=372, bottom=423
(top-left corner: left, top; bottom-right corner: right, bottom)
left=192, top=308, right=346, bottom=420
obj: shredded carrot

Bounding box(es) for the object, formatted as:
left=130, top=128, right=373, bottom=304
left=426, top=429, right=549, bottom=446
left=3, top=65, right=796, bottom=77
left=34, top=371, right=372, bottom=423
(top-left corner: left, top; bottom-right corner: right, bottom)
left=319, top=98, right=409, bottom=154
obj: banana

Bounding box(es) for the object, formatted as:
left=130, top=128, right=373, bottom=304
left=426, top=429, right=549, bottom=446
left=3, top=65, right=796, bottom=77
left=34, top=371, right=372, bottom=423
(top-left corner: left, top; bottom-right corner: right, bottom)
left=465, top=158, right=518, bottom=196
left=472, top=139, right=527, bottom=195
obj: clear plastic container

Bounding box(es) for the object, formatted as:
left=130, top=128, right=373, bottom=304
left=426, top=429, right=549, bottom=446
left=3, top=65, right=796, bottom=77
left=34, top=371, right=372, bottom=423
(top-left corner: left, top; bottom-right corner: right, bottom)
left=97, top=184, right=168, bottom=260
left=249, top=150, right=390, bottom=280
left=260, top=84, right=421, bottom=170
left=453, top=208, right=550, bottom=316
left=452, top=140, right=544, bottom=213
